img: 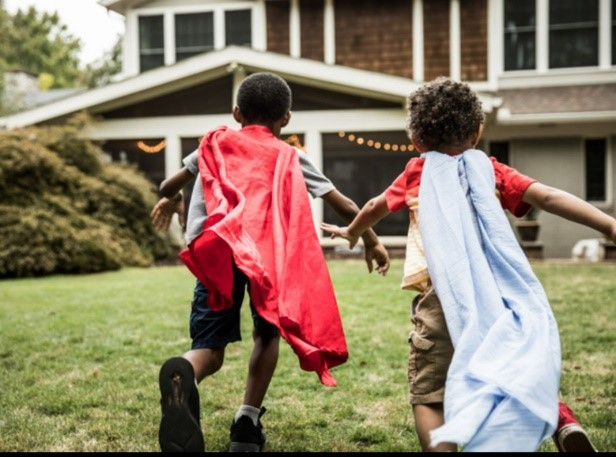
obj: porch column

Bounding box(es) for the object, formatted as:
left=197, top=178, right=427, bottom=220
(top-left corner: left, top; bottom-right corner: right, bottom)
left=164, top=134, right=184, bottom=245
left=303, top=129, right=324, bottom=235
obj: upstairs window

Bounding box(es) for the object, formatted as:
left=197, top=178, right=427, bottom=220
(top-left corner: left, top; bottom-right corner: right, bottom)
left=585, top=139, right=607, bottom=202
left=225, top=9, right=252, bottom=47
left=504, top=0, right=536, bottom=71
left=549, top=0, right=599, bottom=68
left=139, top=15, right=164, bottom=72
left=175, top=12, right=215, bottom=61
left=503, top=0, right=604, bottom=72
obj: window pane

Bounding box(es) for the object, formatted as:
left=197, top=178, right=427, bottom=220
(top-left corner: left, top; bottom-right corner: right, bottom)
left=489, top=141, right=510, bottom=166
left=585, top=139, right=606, bottom=201
left=139, top=15, right=165, bottom=72
left=225, top=9, right=252, bottom=47
left=549, top=0, right=598, bottom=68
left=504, top=0, right=536, bottom=70
left=175, top=12, right=214, bottom=61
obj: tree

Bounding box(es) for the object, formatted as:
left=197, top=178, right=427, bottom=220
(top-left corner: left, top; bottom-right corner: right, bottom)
left=4, top=5, right=82, bottom=88
left=81, top=36, right=123, bottom=89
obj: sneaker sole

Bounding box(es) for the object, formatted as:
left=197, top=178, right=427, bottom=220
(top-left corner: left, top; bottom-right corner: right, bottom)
left=555, top=424, right=597, bottom=453
left=158, top=357, right=204, bottom=452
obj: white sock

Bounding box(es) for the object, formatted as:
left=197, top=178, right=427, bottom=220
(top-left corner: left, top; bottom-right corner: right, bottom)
left=235, top=405, right=261, bottom=426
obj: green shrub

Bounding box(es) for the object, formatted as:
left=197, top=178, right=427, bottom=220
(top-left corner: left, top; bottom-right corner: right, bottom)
left=0, top=118, right=179, bottom=278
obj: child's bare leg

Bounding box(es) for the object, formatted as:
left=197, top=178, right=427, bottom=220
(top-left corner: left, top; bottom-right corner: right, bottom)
left=243, top=330, right=280, bottom=407
left=413, top=403, right=457, bottom=452
left=183, top=347, right=225, bottom=383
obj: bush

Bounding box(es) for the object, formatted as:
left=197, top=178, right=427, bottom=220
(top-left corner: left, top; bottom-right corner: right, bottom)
left=0, top=118, right=179, bottom=278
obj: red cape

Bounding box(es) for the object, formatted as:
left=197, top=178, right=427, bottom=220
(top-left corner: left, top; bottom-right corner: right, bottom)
left=179, top=125, right=348, bottom=386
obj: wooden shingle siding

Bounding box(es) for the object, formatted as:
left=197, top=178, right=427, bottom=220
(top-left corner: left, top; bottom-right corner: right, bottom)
left=266, top=1, right=290, bottom=54
left=423, top=0, right=450, bottom=81
left=300, top=0, right=325, bottom=61
left=334, top=0, right=413, bottom=78
left=460, top=0, right=488, bottom=81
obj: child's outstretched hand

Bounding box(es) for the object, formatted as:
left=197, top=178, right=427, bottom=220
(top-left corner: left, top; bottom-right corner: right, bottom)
left=150, top=197, right=185, bottom=231
left=320, top=223, right=360, bottom=249
left=364, top=243, right=390, bottom=276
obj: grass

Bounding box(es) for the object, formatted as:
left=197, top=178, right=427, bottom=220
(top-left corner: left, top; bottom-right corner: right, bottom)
left=0, top=259, right=614, bottom=452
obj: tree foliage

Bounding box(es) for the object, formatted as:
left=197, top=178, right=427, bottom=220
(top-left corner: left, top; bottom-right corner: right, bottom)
left=3, top=5, right=82, bottom=88
left=0, top=114, right=180, bottom=278
left=0, top=0, right=123, bottom=115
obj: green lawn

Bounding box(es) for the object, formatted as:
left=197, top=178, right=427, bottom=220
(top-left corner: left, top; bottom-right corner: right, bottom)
left=0, top=260, right=614, bottom=452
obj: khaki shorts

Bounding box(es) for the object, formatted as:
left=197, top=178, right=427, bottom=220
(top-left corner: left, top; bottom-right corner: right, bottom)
left=407, top=288, right=454, bottom=405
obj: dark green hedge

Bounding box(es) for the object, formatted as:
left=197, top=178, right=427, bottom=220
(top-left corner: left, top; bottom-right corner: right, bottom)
left=0, top=118, right=179, bottom=278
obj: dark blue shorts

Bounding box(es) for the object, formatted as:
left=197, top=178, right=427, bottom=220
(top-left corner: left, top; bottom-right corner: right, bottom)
left=189, top=264, right=279, bottom=350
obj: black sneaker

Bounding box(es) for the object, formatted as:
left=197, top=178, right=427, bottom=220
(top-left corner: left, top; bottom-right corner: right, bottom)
left=229, top=407, right=267, bottom=452
left=158, top=357, right=205, bottom=452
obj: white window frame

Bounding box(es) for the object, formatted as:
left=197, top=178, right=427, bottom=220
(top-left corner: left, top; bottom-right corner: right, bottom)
left=492, top=0, right=616, bottom=88
left=125, top=2, right=265, bottom=76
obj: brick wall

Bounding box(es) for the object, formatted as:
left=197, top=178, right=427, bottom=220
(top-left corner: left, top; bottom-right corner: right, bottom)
left=424, top=0, right=450, bottom=81
left=300, top=0, right=325, bottom=61
left=334, top=0, right=413, bottom=78
left=266, top=1, right=290, bottom=54
left=460, top=0, right=488, bottom=81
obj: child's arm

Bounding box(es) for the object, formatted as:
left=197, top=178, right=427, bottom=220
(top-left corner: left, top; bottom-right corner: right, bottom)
left=150, top=167, right=195, bottom=231
left=522, top=182, right=616, bottom=242
left=321, top=193, right=391, bottom=250
left=321, top=189, right=390, bottom=275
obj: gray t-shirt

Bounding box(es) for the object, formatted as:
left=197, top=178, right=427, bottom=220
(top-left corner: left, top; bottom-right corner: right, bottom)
left=183, top=147, right=335, bottom=244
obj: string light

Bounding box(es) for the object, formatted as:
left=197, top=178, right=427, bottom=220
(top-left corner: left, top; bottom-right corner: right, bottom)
left=338, top=131, right=414, bottom=152
left=284, top=134, right=305, bottom=151
left=137, top=140, right=166, bottom=153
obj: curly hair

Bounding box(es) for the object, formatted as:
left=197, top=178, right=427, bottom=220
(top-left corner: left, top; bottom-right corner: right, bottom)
left=406, top=77, right=484, bottom=151
left=236, top=72, right=292, bottom=123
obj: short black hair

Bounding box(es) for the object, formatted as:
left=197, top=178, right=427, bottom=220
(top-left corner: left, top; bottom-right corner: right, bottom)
left=236, top=72, right=292, bottom=123
left=406, top=77, right=484, bottom=151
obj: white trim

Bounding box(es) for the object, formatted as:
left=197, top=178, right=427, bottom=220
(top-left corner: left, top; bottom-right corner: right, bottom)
left=304, top=130, right=325, bottom=232
left=324, top=0, right=335, bottom=65
left=450, top=0, right=461, bottom=80
left=536, top=0, right=548, bottom=73
left=82, top=109, right=408, bottom=140
left=163, top=11, right=175, bottom=66
left=253, top=0, right=267, bottom=52
left=1, top=47, right=430, bottom=129
left=164, top=134, right=182, bottom=178
left=487, top=0, right=501, bottom=90
left=290, top=0, right=301, bottom=58
left=498, top=68, right=616, bottom=88
left=214, top=9, right=225, bottom=50
left=412, top=0, right=424, bottom=82
left=497, top=109, right=616, bottom=125
left=599, top=0, right=612, bottom=70
left=124, top=11, right=139, bottom=77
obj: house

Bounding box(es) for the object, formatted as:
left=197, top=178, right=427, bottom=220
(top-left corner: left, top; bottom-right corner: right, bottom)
left=1, top=0, right=615, bottom=259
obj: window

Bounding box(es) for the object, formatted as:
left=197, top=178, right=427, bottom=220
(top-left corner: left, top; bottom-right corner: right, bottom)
left=489, top=141, right=510, bottom=165
left=225, top=9, right=252, bottom=47
left=585, top=139, right=606, bottom=201
left=175, top=13, right=214, bottom=61
left=139, top=15, right=165, bottom=72
left=504, top=0, right=536, bottom=71
left=549, top=0, right=599, bottom=68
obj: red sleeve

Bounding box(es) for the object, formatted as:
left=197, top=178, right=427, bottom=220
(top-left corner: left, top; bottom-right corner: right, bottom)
left=384, top=157, right=423, bottom=213
left=490, top=157, right=537, bottom=217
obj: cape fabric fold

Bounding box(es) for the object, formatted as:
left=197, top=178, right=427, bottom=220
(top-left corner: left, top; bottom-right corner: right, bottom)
left=179, top=125, right=348, bottom=386
left=418, top=149, right=561, bottom=451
